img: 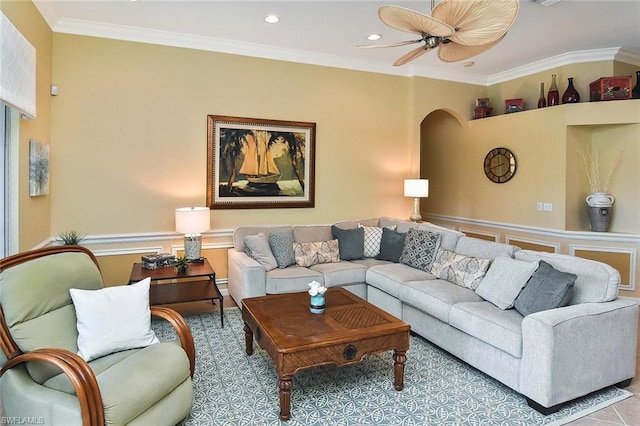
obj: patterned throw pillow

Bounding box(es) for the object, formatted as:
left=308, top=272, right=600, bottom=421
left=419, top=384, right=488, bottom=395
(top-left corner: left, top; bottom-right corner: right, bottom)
left=269, top=230, right=296, bottom=269
left=399, top=228, right=441, bottom=272
left=359, top=224, right=383, bottom=258
left=293, top=240, right=340, bottom=267
left=430, top=248, right=491, bottom=290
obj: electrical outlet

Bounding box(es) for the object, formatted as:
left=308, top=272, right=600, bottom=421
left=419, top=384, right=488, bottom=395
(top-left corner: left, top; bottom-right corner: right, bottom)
left=536, top=202, right=543, bottom=211
left=543, top=203, right=553, bottom=212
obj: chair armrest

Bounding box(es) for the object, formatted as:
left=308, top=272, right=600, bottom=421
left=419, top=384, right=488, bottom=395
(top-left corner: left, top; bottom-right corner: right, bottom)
left=151, top=306, right=196, bottom=377
left=520, top=299, right=638, bottom=408
left=0, top=348, right=104, bottom=426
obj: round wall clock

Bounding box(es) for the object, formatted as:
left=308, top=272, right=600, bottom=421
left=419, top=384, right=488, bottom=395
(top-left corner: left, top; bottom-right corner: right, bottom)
left=483, top=147, right=517, bottom=183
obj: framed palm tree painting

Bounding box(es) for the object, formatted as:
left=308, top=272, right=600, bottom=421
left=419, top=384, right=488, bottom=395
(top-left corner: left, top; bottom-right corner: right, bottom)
left=207, top=115, right=316, bottom=209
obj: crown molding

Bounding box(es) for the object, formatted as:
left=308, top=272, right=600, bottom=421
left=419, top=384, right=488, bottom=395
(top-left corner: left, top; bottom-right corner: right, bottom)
left=50, top=18, right=639, bottom=87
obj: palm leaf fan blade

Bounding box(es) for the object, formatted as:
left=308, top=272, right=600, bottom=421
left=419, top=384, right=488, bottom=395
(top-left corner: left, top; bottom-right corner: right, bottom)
left=394, top=45, right=434, bottom=66
left=431, top=0, right=519, bottom=46
left=437, top=35, right=503, bottom=62
left=355, top=39, right=425, bottom=49
left=378, top=5, right=454, bottom=37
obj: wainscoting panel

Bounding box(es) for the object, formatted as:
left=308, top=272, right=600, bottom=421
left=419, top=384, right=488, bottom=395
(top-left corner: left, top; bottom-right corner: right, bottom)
left=506, top=236, right=559, bottom=253
left=570, top=245, right=637, bottom=291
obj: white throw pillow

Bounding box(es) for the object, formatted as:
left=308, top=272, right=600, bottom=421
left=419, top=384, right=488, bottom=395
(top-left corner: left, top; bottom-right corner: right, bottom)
left=69, top=277, right=159, bottom=362
left=475, top=256, right=539, bottom=310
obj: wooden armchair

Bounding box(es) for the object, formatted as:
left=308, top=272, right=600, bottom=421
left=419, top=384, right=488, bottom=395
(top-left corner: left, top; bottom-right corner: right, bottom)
left=0, top=246, right=195, bottom=425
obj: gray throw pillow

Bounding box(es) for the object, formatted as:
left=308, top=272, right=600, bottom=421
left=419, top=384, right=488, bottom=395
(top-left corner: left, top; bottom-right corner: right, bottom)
left=475, top=256, right=539, bottom=310
left=514, top=260, right=577, bottom=316
left=376, top=228, right=406, bottom=263
left=399, top=228, right=441, bottom=272
left=269, top=230, right=296, bottom=268
left=331, top=225, right=364, bottom=260
left=244, top=233, right=278, bottom=271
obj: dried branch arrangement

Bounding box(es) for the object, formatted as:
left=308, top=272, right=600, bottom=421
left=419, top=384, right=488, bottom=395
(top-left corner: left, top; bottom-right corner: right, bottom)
left=577, top=145, right=624, bottom=194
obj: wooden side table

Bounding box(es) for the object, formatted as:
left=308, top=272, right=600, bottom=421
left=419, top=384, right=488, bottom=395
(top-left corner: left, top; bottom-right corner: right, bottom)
left=128, top=258, right=224, bottom=327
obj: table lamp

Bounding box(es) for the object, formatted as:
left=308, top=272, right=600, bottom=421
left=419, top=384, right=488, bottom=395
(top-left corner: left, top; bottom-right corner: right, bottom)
left=404, top=179, right=429, bottom=222
left=175, top=207, right=210, bottom=260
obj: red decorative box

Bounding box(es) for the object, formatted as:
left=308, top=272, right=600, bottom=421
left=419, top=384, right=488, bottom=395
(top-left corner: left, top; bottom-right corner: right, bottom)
left=589, top=76, right=632, bottom=101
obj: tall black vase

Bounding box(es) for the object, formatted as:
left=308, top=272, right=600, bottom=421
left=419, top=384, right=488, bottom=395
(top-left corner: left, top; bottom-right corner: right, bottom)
left=632, top=71, right=640, bottom=99
left=562, top=77, right=580, bottom=103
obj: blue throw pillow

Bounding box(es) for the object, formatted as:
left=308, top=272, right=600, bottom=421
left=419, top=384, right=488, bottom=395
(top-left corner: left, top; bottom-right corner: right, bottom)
left=376, top=228, right=406, bottom=262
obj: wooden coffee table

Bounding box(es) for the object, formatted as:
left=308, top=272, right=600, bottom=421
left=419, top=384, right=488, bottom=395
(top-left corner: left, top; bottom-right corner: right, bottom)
left=241, top=287, right=410, bottom=421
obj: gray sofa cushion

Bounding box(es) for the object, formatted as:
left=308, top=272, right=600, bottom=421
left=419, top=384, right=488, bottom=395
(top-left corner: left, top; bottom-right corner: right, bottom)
left=331, top=225, right=364, bottom=260
left=398, top=279, right=483, bottom=323
left=455, top=236, right=518, bottom=259
left=265, top=266, right=324, bottom=294
left=514, top=260, right=576, bottom=316
left=269, top=229, right=296, bottom=269
left=293, top=225, right=332, bottom=243
left=449, top=301, right=524, bottom=358
left=366, top=263, right=435, bottom=297
left=233, top=225, right=292, bottom=252
left=378, top=217, right=463, bottom=251
left=309, top=261, right=368, bottom=286
left=514, top=250, right=620, bottom=304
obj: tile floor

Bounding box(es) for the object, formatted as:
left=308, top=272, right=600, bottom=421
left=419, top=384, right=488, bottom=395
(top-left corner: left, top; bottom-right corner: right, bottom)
left=185, top=299, right=640, bottom=425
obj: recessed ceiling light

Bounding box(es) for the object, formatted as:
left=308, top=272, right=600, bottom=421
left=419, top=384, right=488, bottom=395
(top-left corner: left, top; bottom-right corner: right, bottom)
left=463, top=61, right=475, bottom=67
left=367, top=34, right=382, bottom=41
left=264, top=15, right=279, bottom=24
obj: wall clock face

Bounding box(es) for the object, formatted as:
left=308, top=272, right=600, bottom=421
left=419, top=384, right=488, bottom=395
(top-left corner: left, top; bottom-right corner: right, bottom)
left=484, top=147, right=516, bottom=183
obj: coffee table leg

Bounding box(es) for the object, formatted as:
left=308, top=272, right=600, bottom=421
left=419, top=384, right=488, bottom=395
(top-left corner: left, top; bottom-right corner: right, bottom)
left=278, top=376, right=292, bottom=421
left=393, top=349, right=407, bottom=391
left=243, top=323, right=254, bottom=356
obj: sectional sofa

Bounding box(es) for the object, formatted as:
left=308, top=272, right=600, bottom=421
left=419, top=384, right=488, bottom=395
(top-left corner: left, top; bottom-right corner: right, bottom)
left=227, top=217, right=638, bottom=414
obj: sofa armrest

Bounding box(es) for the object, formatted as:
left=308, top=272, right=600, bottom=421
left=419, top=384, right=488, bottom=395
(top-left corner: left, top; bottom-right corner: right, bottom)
left=520, top=299, right=638, bottom=408
left=227, top=249, right=267, bottom=307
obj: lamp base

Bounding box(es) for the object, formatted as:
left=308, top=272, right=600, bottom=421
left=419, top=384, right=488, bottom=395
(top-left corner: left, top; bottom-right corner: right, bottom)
left=183, top=234, right=202, bottom=260
left=409, top=197, right=422, bottom=222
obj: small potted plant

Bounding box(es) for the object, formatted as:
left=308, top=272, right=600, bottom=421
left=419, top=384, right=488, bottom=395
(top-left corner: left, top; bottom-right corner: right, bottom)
left=175, top=255, right=189, bottom=273
left=57, top=230, right=86, bottom=245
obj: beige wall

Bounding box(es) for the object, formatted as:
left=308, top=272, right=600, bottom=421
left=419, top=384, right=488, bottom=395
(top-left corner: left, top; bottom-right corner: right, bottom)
left=1, top=0, right=53, bottom=250
left=50, top=34, right=429, bottom=235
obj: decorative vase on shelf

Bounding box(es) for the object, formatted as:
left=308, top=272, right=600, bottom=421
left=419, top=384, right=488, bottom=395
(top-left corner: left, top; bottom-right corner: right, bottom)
left=537, top=82, right=546, bottom=108
left=632, top=70, right=640, bottom=99
left=547, top=74, right=560, bottom=106
left=586, top=193, right=614, bottom=232
left=562, top=77, right=580, bottom=103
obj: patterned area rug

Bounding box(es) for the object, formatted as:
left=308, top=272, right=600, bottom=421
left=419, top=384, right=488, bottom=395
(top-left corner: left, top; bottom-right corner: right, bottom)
left=152, top=308, right=631, bottom=426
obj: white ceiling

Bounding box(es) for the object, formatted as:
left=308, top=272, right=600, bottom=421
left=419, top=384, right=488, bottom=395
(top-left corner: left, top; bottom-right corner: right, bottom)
left=33, top=0, right=640, bottom=85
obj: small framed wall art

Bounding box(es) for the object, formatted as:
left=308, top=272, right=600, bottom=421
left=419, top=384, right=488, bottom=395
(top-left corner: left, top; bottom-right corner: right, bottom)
left=29, top=140, right=49, bottom=196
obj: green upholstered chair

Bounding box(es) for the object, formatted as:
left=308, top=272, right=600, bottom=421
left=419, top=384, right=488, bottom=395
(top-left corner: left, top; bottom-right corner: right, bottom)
left=0, top=246, right=195, bottom=425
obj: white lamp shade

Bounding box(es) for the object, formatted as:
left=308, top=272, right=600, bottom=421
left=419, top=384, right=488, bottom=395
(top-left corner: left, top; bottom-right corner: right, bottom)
left=404, top=179, right=429, bottom=198
left=175, top=207, right=210, bottom=234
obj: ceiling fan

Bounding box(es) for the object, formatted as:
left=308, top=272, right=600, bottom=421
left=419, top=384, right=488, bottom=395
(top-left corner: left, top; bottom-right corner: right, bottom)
left=358, top=0, right=520, bottom=66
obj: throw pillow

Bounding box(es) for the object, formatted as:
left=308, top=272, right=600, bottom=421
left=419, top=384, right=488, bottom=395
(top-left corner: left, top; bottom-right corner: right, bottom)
left=359, top=224, right=383, bottom=257
left=269, top=229, right=296, bottom=269
left=376, top=228, right=407, bottom=262
left=430, top=248, right=491, bottom=290
left=244, top=233, right=278, bottom=271
left=475, top=257, right=539, bottom=310
left=69, top=277, right=159, bottom=362
left=514, top=260, right=577, bottom=316
left=331, top=225, right=364, bottom=260
left=399, top=228, right=441, bottom=272
left=293, top=240, right=340, bottom=267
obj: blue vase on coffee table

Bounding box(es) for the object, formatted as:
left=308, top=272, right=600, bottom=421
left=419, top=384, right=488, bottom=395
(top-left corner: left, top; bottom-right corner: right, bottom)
left=310, top=294, right=325, bottom=314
